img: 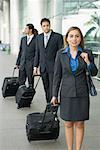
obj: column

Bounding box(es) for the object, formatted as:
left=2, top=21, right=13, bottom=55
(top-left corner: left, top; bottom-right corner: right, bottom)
left=0, top=0, right=3, bottom=42
left=3, top=0, right=10, bottom=44
left=10, top=0, right=20, bottom=55
left=52, top=0, right=63, bottom=34
left=23, top=0, right=45, bottom=33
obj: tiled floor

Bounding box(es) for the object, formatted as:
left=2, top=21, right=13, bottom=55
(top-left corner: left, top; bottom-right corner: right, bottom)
left=0, top=51, right=100, bottom=150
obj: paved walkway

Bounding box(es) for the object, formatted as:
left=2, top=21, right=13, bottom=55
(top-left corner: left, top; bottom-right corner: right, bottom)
left=0, top=51, right=100, bottom=150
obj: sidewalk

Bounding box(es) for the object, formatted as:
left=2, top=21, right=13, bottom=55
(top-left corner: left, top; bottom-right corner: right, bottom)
left=0, top=51, right=100, bottom=150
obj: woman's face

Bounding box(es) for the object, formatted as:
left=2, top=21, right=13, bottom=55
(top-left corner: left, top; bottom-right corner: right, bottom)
left=67, top=29, right=81, bottom=47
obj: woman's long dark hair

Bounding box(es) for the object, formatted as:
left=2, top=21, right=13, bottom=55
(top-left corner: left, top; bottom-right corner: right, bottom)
left=65, top=26, right=84, bottom=49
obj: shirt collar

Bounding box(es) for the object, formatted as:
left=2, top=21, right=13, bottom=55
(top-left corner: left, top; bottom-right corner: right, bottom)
left=27, top=34, right=34, bottom=39
left=62, top=46, right=82, bottom=54
left=44, top=30, right=52, bottom=37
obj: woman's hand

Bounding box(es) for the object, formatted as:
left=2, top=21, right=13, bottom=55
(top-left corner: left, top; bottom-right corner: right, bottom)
left=51, top=96, right=58, bottom=106
left=80, top=52, right=90, bottom=65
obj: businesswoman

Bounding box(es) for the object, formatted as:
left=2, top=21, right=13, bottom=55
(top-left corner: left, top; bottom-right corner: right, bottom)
left=51, top=26, right=98, bottom=150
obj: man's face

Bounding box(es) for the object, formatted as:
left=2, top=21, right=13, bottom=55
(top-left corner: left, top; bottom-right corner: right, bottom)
left=24, top=26, right=30, bottom=35
left=41, top=21, right=51, bottom=33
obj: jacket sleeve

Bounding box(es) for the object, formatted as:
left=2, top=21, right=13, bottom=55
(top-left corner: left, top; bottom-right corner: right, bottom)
left=87, top=50, right=98, bottom=76
left=52, top=51, right=62, bottom=98
left=16, top=38, right=23, bottom=66
left=57, top=34, right=64, bottom=50
left=34, top=36, right=40, bottom=67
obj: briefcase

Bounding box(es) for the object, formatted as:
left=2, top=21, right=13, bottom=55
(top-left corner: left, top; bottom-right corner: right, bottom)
left=26, top=104, right=60, bottom=142
left=16, top=75, right=41, bottom=109
left=2, top=67, right=19, bottom=98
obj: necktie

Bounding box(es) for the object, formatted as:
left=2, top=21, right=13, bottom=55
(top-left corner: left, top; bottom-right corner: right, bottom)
left=44, top=35, right=48, bottom=48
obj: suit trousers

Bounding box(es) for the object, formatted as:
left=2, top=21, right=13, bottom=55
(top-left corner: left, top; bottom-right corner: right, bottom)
left=41, top=71, right=54, bottom=103
left=19, top=63, right=34, bottom=87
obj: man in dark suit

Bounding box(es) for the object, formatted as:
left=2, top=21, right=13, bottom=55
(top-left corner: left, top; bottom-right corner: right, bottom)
left=34, top=18, right=63, bottom=103
left=16, top=24, right=36, bottom=87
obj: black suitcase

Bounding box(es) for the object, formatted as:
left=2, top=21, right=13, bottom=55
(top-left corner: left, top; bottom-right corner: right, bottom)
left=16, top=75, right=40, bottom=109
left=2, top=67, right=19, bottom=98
left=26, top=104, right=60, bottom=142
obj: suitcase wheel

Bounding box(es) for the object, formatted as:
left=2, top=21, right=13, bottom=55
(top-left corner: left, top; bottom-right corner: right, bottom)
left=17, top=104, right=22, bottom=109
left=17, top=104, right=31, bottom=109
left=27, top=137, right=31, bottom=142
left=2, top=93, right=6, bottom=98
left=17, top=105, right=21, bottom=109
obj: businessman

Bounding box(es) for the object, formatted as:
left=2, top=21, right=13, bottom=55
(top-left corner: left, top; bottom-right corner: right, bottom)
left=34, top=18, right=63, bottom=103
left=16, top=23, right=36, bottom=87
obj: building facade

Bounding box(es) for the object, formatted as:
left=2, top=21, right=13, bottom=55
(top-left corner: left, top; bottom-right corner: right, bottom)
left=0, top=0, right=100, bottom=55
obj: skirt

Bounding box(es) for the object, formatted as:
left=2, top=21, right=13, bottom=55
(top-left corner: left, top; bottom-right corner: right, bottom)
left=60, top=96, right=90, bottom=121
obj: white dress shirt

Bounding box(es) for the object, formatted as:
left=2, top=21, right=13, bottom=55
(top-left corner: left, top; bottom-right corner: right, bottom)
left=27, top=34, right=34, bottom=45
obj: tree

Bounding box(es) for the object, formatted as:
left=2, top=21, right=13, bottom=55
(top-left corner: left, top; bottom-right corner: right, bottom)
left=84, top=12, right=100, bottom=41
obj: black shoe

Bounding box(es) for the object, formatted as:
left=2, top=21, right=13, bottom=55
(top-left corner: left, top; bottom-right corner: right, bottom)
left=17, top=105, right=20, bottom=109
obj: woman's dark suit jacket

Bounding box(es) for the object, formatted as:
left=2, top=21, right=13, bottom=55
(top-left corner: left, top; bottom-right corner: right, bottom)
left=52, top=48, right=98, bottom=99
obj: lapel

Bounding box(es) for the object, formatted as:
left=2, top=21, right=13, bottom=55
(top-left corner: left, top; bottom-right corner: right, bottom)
left=23, top=36, right=27, bottom=49
left=44, top=31, right=55, bottom=49
left=62, top=49, right=85, bottom=74
left=46, top=31, right=53, bottom=48
left=24, top=36, right=27, bottom=45
left=75, top=56, right=83, bottom=74
left=41, top=33, right=45, bottom=48
left=62, top=52, right=72, bottom=74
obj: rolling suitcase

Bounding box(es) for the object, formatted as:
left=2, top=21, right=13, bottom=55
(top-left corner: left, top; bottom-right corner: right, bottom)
left=2, top=67, right=19, bottom=98
left=26, top=104, right=60, bottom=142
left=16, top=75, right=40, bottom=109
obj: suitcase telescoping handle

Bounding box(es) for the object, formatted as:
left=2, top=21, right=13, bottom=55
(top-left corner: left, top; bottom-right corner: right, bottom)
left=12, top=67, right=17, bottom=77
left=34, top=75, right=41, bottom=90
left=40, top=103, right=59, bottom=130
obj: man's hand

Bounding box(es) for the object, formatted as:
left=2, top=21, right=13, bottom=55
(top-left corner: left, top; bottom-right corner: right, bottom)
left=33, top=67, right=38, bottom=75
